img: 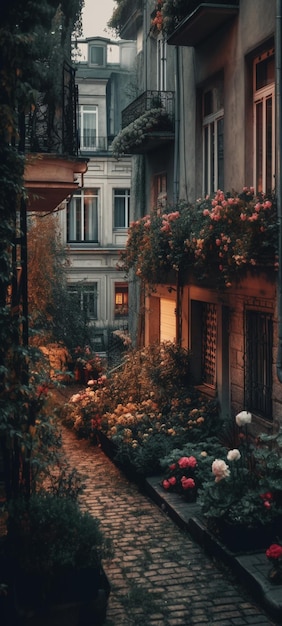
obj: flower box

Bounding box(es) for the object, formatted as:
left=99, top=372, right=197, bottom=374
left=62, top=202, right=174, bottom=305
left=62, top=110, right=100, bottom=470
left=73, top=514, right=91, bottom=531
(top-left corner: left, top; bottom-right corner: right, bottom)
left=208, top=518, right=279, bottom=554
left=98, top=431, right=118, bottom=461
left=6, top=564, right=110, bottom=626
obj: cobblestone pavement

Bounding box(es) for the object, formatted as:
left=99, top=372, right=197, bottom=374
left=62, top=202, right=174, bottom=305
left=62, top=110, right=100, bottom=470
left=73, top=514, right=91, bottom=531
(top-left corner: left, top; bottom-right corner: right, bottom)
left=59, top=421, right=280, bottom=626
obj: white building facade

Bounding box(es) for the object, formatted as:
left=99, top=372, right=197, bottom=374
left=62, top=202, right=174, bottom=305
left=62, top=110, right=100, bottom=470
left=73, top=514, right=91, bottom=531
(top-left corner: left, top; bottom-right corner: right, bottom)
left=59, top=37, right=136, bottom=352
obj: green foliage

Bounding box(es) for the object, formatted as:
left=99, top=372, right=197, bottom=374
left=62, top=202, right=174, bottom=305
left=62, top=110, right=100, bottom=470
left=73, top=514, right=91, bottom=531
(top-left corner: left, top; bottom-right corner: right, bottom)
left=119, top=189, right=278, bottom=289
left=0, top=0, right=84, bottom=502
left=6, top=492, right=113, bottom=575
left=199, top=420, right=282, bottom=528
left=112, top=107, right=173, bottom=158
left=63, top=342, right=221, bottom=476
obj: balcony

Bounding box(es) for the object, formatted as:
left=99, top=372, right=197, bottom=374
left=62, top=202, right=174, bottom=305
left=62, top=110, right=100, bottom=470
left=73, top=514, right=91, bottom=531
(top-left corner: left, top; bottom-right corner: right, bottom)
left=122, top=90, right=175, bottom=128
left=79, top=136, right=111, bottom=154
left=167, top=1, right=239, bottom=47
left=114, top=90, right=174, bottom=156
left=22, top=61, right=88, bottom=212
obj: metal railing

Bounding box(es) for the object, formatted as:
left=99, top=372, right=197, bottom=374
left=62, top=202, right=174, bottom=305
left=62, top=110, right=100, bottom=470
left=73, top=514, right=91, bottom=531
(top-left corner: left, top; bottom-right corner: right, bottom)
left=122, top=90, right=175, bottom=129
left=22, top=61, right=78, bottom=156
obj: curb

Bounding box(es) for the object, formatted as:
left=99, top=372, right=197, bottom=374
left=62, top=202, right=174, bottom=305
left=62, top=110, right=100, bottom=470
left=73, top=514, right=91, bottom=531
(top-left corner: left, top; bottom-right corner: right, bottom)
left=145, top=475, right=282, bottom=623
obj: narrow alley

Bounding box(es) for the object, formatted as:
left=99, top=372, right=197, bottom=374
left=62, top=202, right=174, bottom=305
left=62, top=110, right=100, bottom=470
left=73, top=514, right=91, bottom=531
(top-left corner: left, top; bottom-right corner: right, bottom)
left=59, top=397, right=279, bottom=626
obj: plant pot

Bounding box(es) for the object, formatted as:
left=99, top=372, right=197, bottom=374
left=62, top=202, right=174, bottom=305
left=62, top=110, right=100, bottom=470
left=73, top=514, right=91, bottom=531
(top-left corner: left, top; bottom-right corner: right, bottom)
left=98, top=432, right=118, bottom=461
left=209, top=518, right=278, bottom=553
left=10, top=565, right=110, bottom=626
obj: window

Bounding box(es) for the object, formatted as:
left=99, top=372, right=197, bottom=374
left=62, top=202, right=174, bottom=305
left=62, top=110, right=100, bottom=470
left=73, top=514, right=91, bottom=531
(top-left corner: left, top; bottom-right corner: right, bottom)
left=79, top=105, right=97, bottom=150
left=253, top=49, right=275, bottom=193
left=191, top=300, right=217, bottom=391
left=69, top=283, right=98, bottom=319
left=157, top=35, right=167, bottom=91
left=245, top=310, right=273, bottom=420
left=67, top=189, right=99, bottom=242
left=114, top=283, right=128, bottom=317
left=90, top=45, right=105, bottom=66
left=114, top=189, right=130, bottom=228
left=154, top=173, right=167, bottom=208
left=202, top=86, right=224, bottom=195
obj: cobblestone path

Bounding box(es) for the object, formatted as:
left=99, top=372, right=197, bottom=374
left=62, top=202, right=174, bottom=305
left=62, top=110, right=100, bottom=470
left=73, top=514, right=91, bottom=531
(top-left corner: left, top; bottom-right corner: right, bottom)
left=60, top=421, right=279, bottom=626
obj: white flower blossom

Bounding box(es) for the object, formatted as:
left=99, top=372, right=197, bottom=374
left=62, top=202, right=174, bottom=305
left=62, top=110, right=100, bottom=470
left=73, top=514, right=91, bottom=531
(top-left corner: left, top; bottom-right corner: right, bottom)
left=235, top=410, right=252, bottom=427
left=227, top=448, right=241, bottom=462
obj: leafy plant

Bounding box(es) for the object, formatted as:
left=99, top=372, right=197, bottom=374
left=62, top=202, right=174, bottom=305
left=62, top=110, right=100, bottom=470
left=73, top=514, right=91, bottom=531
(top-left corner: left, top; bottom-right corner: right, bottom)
left=199, top=413, right=282, bottom=529
left=112, top=108, right=173, bottom=158
left=119, top=189, right=278, bottom=289
left=6, top=492, right=113, bottom=576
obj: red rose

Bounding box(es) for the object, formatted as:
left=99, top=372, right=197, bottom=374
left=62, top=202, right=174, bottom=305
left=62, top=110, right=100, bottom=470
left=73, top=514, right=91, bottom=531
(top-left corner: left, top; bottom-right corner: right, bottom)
left=168, top=476, right=176, bottom=486
left=178, top=456, right=197, bottom=469
left=162, top=479, right=170, bottom=490
left=181, top=476, right=195, bottom=490
left=266, top=544, right=282, bottom=560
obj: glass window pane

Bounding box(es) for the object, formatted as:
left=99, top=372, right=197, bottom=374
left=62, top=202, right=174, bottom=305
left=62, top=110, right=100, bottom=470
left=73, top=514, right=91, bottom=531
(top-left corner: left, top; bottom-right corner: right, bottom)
left=114, top=197, right=125, bottom=227
left=90, top=46, right=104, bottom=65
left=266, top=96, right=273, bottom=193
left=256, top=101, right=263, bottom=192
left=83, top=113, right=96, bottom=148
left=217, top=117, right=224, bottom=190
left=84, top=196, right=98, bottom=241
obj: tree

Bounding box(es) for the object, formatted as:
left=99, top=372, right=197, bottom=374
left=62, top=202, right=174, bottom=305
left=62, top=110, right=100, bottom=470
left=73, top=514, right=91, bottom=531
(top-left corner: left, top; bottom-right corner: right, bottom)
left=27, top=212, right=92, bottom=355
left=0, top=0, right=84, bottom=500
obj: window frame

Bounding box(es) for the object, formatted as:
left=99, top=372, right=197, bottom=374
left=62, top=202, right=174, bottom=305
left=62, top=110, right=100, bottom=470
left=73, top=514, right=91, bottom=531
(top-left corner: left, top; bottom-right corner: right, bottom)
left=245, top=308, right=273, bottom=421
left=157, top=35, right=167, bottom=91
left=113, top=188, right=130, bottom=229
left=79, top=105, right=98, bottom=151
left=67, top=189, right=99, bottom=243
left=68, top=282, right=98, bottom=320
left=253, top=49, right=275, bottom=194
left=114, top=282, right=128, bottom=318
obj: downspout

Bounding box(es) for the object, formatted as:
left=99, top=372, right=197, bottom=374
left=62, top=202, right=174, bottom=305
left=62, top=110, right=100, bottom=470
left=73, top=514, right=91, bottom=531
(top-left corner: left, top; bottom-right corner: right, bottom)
left=173, top=45, right=180, bottom=204
left=276, top=0, right=282, bottom=381
left=173, top=45, right=182, bottom=343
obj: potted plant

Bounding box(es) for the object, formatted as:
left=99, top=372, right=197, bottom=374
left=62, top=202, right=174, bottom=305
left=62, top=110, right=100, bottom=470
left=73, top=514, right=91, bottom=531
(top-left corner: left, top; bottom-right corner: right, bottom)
left=199, top=412, right=282, bottom=553
left=2, top=491, right=112, bottom=625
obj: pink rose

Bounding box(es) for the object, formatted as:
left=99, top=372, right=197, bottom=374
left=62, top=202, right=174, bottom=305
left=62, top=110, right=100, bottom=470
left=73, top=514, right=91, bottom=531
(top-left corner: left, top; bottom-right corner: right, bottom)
left=178, top=456, right=197, bottom=469
left=181, top=477, right=195, bottom=490
left=168, top=476, right=176, bottom=486
left=162, top=479, right=170, bottom=490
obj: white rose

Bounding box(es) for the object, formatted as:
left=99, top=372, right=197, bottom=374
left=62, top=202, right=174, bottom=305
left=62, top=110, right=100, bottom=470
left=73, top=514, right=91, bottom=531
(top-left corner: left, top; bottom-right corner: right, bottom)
left=212, top=459, right=230, bottom=482
left=227, top=448, right=241, bottom=462
left=235, top=410, right=252, bottom=427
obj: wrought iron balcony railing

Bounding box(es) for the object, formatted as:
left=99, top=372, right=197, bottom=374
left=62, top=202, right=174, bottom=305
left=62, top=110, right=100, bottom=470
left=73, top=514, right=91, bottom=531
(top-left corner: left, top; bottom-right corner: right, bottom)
left=122, top=90, right=175, bottom=129
left=21, top=61, right=78, bottom=156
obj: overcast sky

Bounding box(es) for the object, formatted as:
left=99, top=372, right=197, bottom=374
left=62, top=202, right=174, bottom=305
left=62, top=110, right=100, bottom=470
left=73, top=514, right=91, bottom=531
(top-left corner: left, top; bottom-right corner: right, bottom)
left=82, top=0, right=118, bottom=38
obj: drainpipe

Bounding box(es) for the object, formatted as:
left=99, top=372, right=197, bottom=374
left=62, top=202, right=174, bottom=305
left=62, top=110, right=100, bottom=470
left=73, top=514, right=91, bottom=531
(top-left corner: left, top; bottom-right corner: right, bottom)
left=173, top=45, right=180, bottom=204
left=173, top=45, right=182, bottom=342
left=276, top=0, right=282, bottom=381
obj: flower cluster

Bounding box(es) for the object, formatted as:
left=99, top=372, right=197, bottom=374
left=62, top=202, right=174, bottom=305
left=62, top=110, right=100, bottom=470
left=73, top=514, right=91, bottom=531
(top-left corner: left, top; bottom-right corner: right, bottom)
left=200, top=411, right=282, bottom=529
left=61, top=381, right=110, bottom=440
left=151, top=0, right=188, bottom=36
left=162, top=455, right=198, bottom=499
left=266, top=543, right=282, bottom=584
left=119, top=190, right=278, bottom=289
left=112, top=108, right=173, bottom=159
